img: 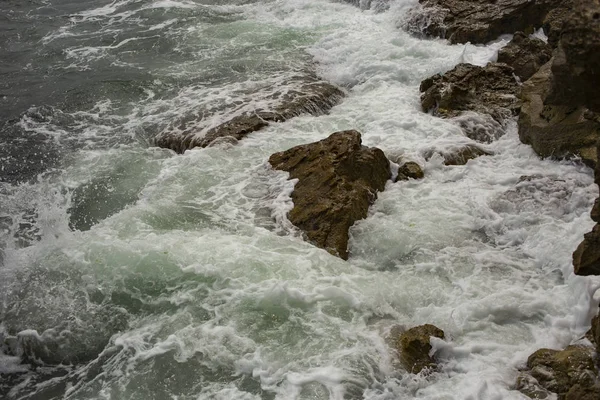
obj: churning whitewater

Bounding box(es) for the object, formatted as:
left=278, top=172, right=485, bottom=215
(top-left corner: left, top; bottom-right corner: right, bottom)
left=1, top=0, right=599, bottom=399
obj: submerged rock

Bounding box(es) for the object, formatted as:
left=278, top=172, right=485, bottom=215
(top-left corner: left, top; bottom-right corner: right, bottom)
left=518, top=61, right=600, bottom=166
left=393, top=324, right=445, bottom=373
left=395, top=161, right=424, bottom=182
left=269, top=130, right=390, bottom=260
left=497, top=32, right=553, bottom=82
left=424, top=144, right=492, bottom=166
left=517, top=345, right=597, bottom=399
left=404, top=0, right=562, bottom=44
left=420, top=63, right=520, bottom=142
left=156, top=76, right=344, bottom=153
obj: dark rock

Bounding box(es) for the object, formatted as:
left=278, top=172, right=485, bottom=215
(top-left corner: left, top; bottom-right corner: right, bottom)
left=394, top=324, right=445, bottom=373
left=420, top=63, right=520, bottom=142
left=497, top=32, right=553, bottom=81
left=522, top=345, right=597, bottom=398
left=156, top=77, right=344, bottom=153
left=549, top=0, right=600, bottom=114
left=573, top=224, right=600, bottom=276
left=565, top=384, right=600, bottom=400
left=269, top=130, right=390, bottom=260
left=425, top=144, right=492, bottom=166
left=404, top=0, right=562, bottom=44
left=396, top=161, right=424, bottom=182
left=591, top=312, right=600, bottom=352
left=518, top=61, right=600, bottom=166
left=542, top=2, right=573, bottom=48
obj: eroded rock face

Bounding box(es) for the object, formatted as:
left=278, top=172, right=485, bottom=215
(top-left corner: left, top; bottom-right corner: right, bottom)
left=393, top=324, right=445, bottom=373
left=497, top=32, right=553, bottom=82
left=518, top=61, right=600, bottom=166
left=156, top=76, right=344, bottom=153
left=573, top=224, right=600, bottom=275
left=517, top=346, right=597, bottom=399
left=404, top=0, right=562, bottom=44
left=549, top=0, right=600, bottom=114
left=269, top=130, right=390, bottom=260
left=420, top=63, right=520, bottom=142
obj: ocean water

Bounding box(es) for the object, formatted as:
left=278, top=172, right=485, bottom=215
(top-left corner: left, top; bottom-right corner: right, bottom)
left=1, top=0, right=599, bottom=399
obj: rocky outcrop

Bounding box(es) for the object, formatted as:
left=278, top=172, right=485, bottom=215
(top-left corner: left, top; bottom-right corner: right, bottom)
left=156, top=76, right=344, bottom=153
left=549, top=0, right=600, bottom=115
left=420, top=63, right=520, bottom=142
left=393, top=324, right=445, bottom=373
left=573, top=224, right=600, bottom=275
left=516, top=345, right=598, bottom=399
left=542, top=2, right=574, bottom=48
left=269, top=130, right=390, bottom=260
left=395, top=161, right=424, bottom=182
left=497, top=32, right=553, bottom=82
left=518, top=61, right=600, bottom=166
left=404, top=0, right=562, bottom=44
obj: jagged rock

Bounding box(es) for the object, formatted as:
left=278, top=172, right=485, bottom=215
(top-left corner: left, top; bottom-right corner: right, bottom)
left=520, top=345, right=597, bottom=398
left=269, top=130, right=390, bottom=260
left=497, top=32, right=553, bottom=81
left=518, top=61, right=600, bottom=166
left=393, top=324, right=445, bottom=373
left=565, top=384, right=600, bottom=400
left=573, top=224, right=600, bottom=276
left=156, top=77, right=344, bottom=153
left=542, top=2, right=573, bottom=48
left=549, top=0, right=600, bottom=114
left=404, top=0, right=562, bottom=44
left=420, top=63, right=520, bottom=142
left=425, top=145, right=492, bottom=166
left=395, top=161, right=424, bottom=182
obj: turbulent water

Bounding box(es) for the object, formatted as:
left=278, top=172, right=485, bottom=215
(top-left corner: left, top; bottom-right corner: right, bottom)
left=1, top=0, right=600, bottom=399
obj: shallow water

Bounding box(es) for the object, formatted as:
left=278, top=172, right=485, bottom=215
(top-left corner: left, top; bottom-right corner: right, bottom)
left=1, top=0, right=600, bottom=399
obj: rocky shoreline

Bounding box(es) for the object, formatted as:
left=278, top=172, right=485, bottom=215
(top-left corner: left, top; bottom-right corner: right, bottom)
left=152, top=0, right=600, bottom=395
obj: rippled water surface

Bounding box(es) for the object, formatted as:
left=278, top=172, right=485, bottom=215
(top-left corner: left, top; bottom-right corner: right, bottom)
left=1, top=1, right=599, bottom=399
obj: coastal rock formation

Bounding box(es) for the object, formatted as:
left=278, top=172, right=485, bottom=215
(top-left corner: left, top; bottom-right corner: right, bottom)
left=156, top=76, right=344, bottom=153
left=393, top=324, right=445, bottom=373
left=516, top=346, right=598, bottom=399
left=420, top=63, right=520, bottom=142
left=404, top=0, right=562, bottom=44
left=497, top=32, right=553, bottom=82
left=395, top=161, right=424, bottom=182
left=269, top=130, right=390, bottom=260
left=542, top=2, right=573, bottom=48
left=518, top=61, right=600, bottom=166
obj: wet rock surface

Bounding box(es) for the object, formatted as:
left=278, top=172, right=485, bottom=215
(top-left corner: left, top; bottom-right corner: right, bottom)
left=497, top=32, right=553, bottom=82
left=395, top=161, right=424, bottom=182
left=424, top=144, right=492, bottom=166
left=517, top=345, right=598, bottom=399
left=393, top=324, right=445, bottom=373
left=269, top=130, right=390, bottom=260
left=404, top=0, right=562, bottom=44
left=420, top=63, right=520, bottom=142
left=156, top=76, right=344, bottom=153
left=518, top=61, right=600, bottom=166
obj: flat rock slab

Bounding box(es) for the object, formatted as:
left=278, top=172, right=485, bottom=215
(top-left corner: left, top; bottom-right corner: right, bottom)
left=155, top=76, right=344, bottom=153
left=269, top=130, right=390, bottom=260
left=404, top=0, right=562, bottom=44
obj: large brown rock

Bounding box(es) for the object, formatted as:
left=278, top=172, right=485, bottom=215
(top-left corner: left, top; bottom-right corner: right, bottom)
left=404, top=0, right=562, bottom=44
left=393, top=324, right=445, bottom=374
left=497, top=32, right=553, bottom=82
left=518, top=61, right=600, bottom=166
left=156, top=76, right=344, bottom=153
left=518, top=346, right=597, bottom=399
left=420, top=63, right=520, bottom=142
left=269, top=130, right=390, bottom=260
